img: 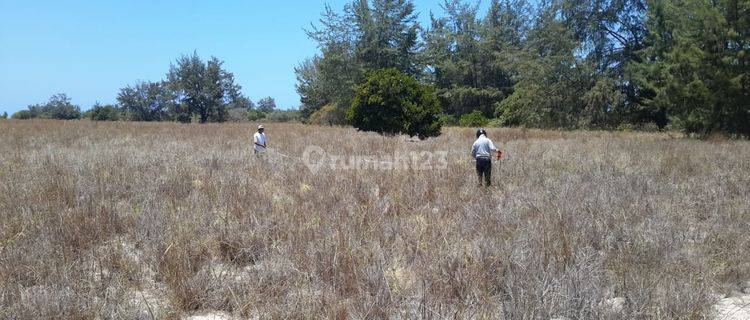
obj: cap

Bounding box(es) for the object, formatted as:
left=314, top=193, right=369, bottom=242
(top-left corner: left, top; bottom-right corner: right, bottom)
left=258, top=125, right=264, bottom=129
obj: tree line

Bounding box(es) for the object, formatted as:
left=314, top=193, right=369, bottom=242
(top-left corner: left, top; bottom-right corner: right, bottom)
left=296, top=0, right=749, bottom=137
left=9, top=53, right=299, bottom=123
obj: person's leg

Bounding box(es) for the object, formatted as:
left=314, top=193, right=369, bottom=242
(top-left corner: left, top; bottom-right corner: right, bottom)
left=477, top=158, right=490, bottom=187
left=485, top=161, right=492, bottom=186
left=476, top=160, right=484, bottom=186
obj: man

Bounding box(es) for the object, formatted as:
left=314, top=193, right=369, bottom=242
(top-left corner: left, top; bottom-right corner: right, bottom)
left=253, top=124, right=267, bottom=155
left=471, top=128, right=498, bottom=187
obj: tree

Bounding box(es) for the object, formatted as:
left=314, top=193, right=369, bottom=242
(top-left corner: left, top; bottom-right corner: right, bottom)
left=629, top=0, right=749, bottom=136
left=1, top=112, right=7, bottom=119
left=118, top=81, right=174, bottom=122
left=422, top=0, right=526, bottom=118
left=347, top=68, right=441, bottom=139
left=11, top=94, right=82, bottom=120
left=167, top=53, right=241, bottom=123
left=459, top=109, right=489, bottom=127
left=12, top=110, right=33, bottom=119
left=247, top=109, right=266, bottom=121
left=257, top=97, right=277, bottom=113
left=228, top=95, right=254, bottom=110
left=495, top=1, right=598, bottom=128
left=86, top=103, right=121, bottom=121
left=296, top=0, right=424, bottom=122
left=352, top=0, right=422, bottom=75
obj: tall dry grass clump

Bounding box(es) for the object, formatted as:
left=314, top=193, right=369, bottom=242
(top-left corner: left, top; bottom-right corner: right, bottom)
left=0, top=119, right=748, bottom=319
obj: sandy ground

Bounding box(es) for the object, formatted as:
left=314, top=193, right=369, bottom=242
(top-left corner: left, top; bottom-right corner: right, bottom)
left=714, top=293, right=750, bottom=320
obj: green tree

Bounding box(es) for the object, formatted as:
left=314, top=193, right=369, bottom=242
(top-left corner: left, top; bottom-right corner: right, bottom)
left=459, top=109, right=489, bottom=127
left=348, top=68, right=441, bottom=139
left=87, top=103, right=121, bottom=121
left=228, top=95, right=254, bottom=110
left=118, top=81, right=174, bottom=122
left=13, top=94, right=82, bottom=120
left=1, top=111, right=7, bottom=119
left=12, top=110, right=34, bottom=119
left=296, top=0, right=424, bottom=122
left=629, top=0, right=749, bottom=136
left=495, top=2, right=597, bottom=128
left=247, top=109, right=266, bottom=121
left=423, top=0, right=525, bottom=118
left=257, top=97, right=277, bottom=113
left=167, top=53, right=241, bottom=123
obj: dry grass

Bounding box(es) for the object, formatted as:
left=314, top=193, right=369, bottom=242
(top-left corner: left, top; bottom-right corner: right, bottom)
left=0, top=119, right=748, bottom=319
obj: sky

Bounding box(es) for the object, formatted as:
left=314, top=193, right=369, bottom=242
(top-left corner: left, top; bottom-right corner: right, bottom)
left=0, top=0, right=491, bottom=115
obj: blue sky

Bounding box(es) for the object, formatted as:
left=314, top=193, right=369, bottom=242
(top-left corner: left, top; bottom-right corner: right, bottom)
left=0, top=0, right=491, bottom=115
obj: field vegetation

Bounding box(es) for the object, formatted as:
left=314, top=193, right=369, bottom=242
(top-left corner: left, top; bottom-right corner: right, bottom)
left=1, top=120, right=748, bottom=319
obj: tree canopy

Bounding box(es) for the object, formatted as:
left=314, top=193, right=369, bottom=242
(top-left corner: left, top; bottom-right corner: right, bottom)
left=298, top=0, right=749, bottom=137
left=348, top=68, right=442, bottom=139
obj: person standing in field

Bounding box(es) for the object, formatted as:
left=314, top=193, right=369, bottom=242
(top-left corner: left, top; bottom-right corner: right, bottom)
left=253, top=125, right=267, bottom=155
left=471, top=129, right=498, bottom=187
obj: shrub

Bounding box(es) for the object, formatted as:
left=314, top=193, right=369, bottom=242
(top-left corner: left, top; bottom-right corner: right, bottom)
left=226, top=108, right=248, bottom=122
left=487, top=118, right=504, bottom=127
left=247, top=110, right=266, bottom=121
left=347, top=68, right=441, bottom=139
left=87, top=104, right=121, bottom=121
left=13, top=94, right=82, bottom=120
left=459, top=110, right=489, bottom=127
left=12, top=110, right=34, bottom=119
left=439, top=114, right=458, bottom=126
left=309, top=103, right=347, bottom=125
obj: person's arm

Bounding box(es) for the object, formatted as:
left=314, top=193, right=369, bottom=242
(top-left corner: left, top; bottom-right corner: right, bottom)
left=489, top=140, right=498, bottom=152
left=471, top=143, right=478, bottom=159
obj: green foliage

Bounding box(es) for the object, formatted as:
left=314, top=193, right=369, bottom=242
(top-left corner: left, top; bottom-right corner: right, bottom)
left=247, top=109, right=267, bottom=121
left=296, top=0, right=423, bottom=120
left=348, top=68, right=441, bottom=139
left=629, top=0, right=750, bottom=137
left=87, top=103, right=121, bottom=121
left=265, top=110, right=301, bottom=123
left=226, top=108, right=248, bottom=122
left=12, top=110, right=33, bottom=120
left=228, top=95, right=254, bottom=110
left=1, top=112, right=7, bottom=119
left=423, top=0, right=519, bottom=117
left=459, top=110, right=489, bottom=127
left=12, top=94, right=81, bottom=120
left=439, top=114, right=459, bottom=126
left=257, top=97, right=277, bottom=113
left=167, top=53, right=241, bottom=123
left=117, top=81, right=173, bottom=122
left=310, top=103, right=348, bottom=125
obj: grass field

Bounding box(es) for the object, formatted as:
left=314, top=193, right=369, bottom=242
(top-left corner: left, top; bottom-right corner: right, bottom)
left=1, top=120, right=749, bottom=319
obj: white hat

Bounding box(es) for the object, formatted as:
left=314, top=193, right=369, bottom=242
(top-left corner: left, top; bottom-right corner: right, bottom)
left=258, top=125, right=264, bottom=129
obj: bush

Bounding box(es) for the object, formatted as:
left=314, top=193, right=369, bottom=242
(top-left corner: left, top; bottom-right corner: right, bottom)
left=13, top=94, right=82, bottom=120
left=87, top=104, right=121, bottom=121
left=459, top=110, right=489, bottom=127
left=487, top=118, right=504, bottom=127
left=348, top=68, right=442, bottom=139
left=247, top=110, right=267, bottom=121
left=309, top=103, right=347, bottom=125
left=439, top=114, right=458, bottom=126
left=226, top=108, right=248, bottom=122
left=12, top=110, right=34, bottom=120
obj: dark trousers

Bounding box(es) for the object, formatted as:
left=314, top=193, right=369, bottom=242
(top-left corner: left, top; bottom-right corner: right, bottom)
left=476, top=157, right=492, bottom=186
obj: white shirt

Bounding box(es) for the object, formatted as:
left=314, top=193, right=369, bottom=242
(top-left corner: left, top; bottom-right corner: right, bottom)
left=471, top=134, right=497, bottom=159
left=253, top=132, right=267, bottom=152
